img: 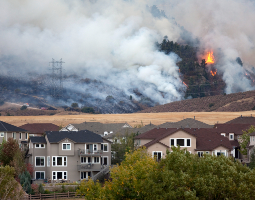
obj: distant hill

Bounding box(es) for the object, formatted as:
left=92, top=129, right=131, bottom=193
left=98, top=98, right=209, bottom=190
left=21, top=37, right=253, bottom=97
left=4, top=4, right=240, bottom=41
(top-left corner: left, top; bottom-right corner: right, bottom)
left=138, top=90, right=255, bottom=113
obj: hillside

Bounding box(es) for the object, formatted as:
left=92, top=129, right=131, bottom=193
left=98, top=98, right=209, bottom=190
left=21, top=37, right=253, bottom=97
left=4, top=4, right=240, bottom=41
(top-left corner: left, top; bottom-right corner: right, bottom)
left=138, top=90, right=255, bottom=113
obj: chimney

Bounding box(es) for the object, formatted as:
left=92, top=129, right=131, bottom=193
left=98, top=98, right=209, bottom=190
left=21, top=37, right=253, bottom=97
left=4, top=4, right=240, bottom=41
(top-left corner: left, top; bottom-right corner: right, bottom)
left=194, top=116, right=195, bottom=120
left=241, top=115, right=242, bottom=118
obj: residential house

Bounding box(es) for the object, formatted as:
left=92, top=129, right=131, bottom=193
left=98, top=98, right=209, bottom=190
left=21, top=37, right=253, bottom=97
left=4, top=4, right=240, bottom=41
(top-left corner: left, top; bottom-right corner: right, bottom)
left=213, top=123, right=252, bottom=159
left=0, top=120, right=29, bottom=149
left=134, top=128, right=232, bottom=160
left=60, top=122, right=132, bottom=136
left=28, top=130, right=111, bottom=182
left=157, top=118, right=214, bottom=128
left=225, top=115, right=255, bottom=125
left=19, top=123, right=60, bottom=136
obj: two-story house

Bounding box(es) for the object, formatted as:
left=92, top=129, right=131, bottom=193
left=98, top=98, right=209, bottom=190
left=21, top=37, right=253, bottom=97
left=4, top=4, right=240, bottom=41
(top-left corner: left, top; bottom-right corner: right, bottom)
left=28, top=130, right=111, bottom=182
left=0, top=120, right=29, bottom=150
left=135, top=128, right=232, bottom=160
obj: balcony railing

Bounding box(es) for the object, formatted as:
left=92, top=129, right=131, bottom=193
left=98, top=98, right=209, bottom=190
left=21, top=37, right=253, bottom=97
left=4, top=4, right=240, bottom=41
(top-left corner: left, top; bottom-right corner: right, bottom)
left=77, top=164, right=94, bottom=171
left=78, top=149, right=103, bottom=156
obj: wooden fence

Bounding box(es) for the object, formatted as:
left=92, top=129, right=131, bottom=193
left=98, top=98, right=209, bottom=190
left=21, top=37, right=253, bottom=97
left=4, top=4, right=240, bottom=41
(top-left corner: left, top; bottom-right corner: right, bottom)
left=22, top=192, right=83, bottom=199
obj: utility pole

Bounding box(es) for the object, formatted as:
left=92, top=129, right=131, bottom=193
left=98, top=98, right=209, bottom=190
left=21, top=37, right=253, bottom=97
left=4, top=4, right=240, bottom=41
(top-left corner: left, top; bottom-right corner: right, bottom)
left=49, top=58, right=64, bottom=98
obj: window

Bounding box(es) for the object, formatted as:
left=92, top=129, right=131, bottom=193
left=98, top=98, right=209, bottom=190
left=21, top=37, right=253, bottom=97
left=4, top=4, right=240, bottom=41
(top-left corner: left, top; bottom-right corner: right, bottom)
left=93, top=157, right=100, bottom=163
left=35, top=144, right=45, bottom=148
left=19, top=133, right=22, bottom=140
left=229, top=133, right=234, bottom=140
left=47, top=156, right=50, bottom=167
left=12, top=133, right=16, bottom=139
left=52, top=156, right=67, bottom=166
left=81, top=172, right=91, bottom=179
left=81, top=157, right=91, bottom=163
left=197, top=152, right=203, bottom=157
left=221, top=133, right=226, bottom=137
left=152, top=151, right=162, bottom=161
left=62, top=143, right=71, bottom=150
left=205, top=151, right=210, bottom=154
left=52, top=171, right=67, bottom=180
left=35, top=171, right=45, bottom=179
left=94, top=144, right=97, bottom=151
left=0, top=132, right=4, bottom=137
left=35, top=157, right=45, bottom=167
left=217, top=152, right=225, bottom=156
left=170, top=138, right=192, bottom=147
left=103, top=156, right=108, bottom=165
left=101, top=143, right=108, bottom=152
left=104, top=132, right=108, bottom=136
left=25, top=133, right=28, bottom=140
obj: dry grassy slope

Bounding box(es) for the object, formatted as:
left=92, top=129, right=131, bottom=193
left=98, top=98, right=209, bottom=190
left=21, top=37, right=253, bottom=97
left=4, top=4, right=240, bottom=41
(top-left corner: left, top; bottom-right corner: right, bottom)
left=139, top=90, right=255, bottom=113
left=1, top=111, right=255, bottom=127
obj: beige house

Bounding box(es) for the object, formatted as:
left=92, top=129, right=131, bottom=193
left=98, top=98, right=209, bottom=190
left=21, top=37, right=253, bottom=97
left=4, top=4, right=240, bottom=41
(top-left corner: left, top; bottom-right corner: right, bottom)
left=0, top=120, right=29, bottom=150
left=135, top=128, right=233, bottom=160
left=28, top=130, right=111, bottom=182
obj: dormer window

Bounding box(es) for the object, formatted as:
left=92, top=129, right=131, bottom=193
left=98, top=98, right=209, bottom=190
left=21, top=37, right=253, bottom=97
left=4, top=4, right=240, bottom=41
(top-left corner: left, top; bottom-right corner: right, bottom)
left=35, top=144, right=45, bottom=148
left=0, top=132, right=4, bottom=137
left=221, top=133, right=226, bottom=137
left=229, top=133, right=234, bottom=140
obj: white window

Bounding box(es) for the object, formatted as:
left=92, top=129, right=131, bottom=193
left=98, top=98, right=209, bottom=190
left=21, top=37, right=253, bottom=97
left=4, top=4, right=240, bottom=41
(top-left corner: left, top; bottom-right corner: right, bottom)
left=0, top=132, right=4, bottom=137
left=13, top=132, right=16, bottom=139
left=19, top=133, right=22, bottom=140
left=52, top=156, right=67, bottom=166
left=170, top=138, right=191, bottom=147
left=217, top=151, right=225, bottom=156
left=81, top=171, right=91, bottom=179
left=47, top=156, right=50, bottom=167
left=35, top=144, right=45, bottom=148
left=205, top=151, right=210, bottom=154
left=229, top=133, right=234, bottom=140
left=152, top=151, right=162, bottom=161
left=104, top=131, right=108, bottom=136
left=29, top=134, right=34, bottom=137
left=52, top=171, right=67, bottom=180
left=35, top=156, right=45, bottom=167
left=62, top=143, right=71, bottom=150
left=94, top=144, right=97, bottom=151
left=25, top=133, right=28, bottom=140
left=221, top=133, right=226, bottom=137
left=93, top=157, right=100, bottom=163
left=101, top=143, right=108, bottom=152
left=102, top=156, right=108, bottom=165
left=197, top=152, right=203, bottom=157
left=81, top=157, right=91, bottom=164
left=35, top=171, right=45, bottom=179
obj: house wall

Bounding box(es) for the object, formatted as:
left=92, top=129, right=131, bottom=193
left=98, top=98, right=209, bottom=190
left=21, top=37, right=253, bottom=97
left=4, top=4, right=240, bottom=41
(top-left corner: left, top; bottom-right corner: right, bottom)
left=140, top=139, right=153, bottom=146
left=147, top=143, right=168, bottom=159
left=58, top=140, right=75, bottom=156
left=212, top=146, right=231, bottom=156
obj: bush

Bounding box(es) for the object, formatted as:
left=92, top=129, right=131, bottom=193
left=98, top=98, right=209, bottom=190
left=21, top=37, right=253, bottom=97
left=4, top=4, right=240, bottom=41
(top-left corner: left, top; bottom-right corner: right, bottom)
left=252, top=106, right=255, bottom=110
left=209, top=103, right=214, bottom=107
left=71, top=103, right=79, bottom=108
left=81, top=107, right=95, bottom=114
left=20, top=105, right=27, bottom=110
left=38, top=183, right=44, bottom=194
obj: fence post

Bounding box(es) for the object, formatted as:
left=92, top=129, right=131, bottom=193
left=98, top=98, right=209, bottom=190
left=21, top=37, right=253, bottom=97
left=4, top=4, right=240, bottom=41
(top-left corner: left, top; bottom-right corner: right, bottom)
left=54, top=192, right=55, bottom=199
left=40, top=193, right=41, bottom=200
left=68, top=191, right=69, bottom=198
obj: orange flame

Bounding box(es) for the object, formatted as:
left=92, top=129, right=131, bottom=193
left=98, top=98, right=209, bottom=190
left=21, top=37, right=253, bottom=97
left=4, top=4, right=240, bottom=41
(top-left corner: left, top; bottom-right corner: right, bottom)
left=206, top=51, right=215, bottom=64
left=210, top=69, right=217, bottom=76
left=183, top=82, right=188, bottom=87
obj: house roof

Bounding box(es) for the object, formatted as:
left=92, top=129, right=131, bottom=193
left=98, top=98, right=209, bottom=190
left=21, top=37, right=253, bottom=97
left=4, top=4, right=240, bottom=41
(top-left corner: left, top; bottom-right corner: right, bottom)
left=213, top=124, right=251, bottom=135
left=19, top=123, right=59, bottom=134
left=157, top=118, right=214, bottom=129
left=140, top=128, right=232, bottom=151
left=225, top=116, right=255, bottom=125
left=30, top=136, right=47, bottom=144
left=104, top=123, right=157, bottom=139
left=71, top=122, right=132, bottom=135
left=0, top=121, right=28, bottom=132
left=46, top=130, right=104, bottom=143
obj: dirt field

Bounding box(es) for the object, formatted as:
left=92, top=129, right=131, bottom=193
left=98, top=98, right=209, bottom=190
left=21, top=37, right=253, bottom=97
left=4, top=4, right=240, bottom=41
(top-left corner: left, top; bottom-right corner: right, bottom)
left=1, top=111, right=255, bottom=127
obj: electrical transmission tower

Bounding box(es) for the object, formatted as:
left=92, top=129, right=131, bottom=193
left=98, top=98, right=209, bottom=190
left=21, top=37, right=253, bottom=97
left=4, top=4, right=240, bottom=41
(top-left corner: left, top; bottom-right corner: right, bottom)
left=49, top=58, right=64, bottom=98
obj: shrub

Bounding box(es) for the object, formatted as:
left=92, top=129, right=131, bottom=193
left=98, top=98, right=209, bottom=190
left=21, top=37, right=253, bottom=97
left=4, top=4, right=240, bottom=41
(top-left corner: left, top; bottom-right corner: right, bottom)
left=81, top=107, right=95, bottom=114
left=20, top=105, right=27, bottom=110
left=209, top=103, right=214, bottom=107
left=71, top=103, right=79, bottom=108
left=252, top=106, right=255, bottom=110
left=38, top=183, right=45, bottom=194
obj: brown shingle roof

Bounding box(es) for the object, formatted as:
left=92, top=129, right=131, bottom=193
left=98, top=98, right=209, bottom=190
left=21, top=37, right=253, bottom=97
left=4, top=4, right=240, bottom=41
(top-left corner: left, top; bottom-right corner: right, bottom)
left=157, top=118, right=213, bottom=128
left=225, top=116, right=255, bottom=125
left=213, top=124, right=251, bottom=135
left=19, top=123, right=59, bottom=134
left=135, top=128, right=178, bottom=139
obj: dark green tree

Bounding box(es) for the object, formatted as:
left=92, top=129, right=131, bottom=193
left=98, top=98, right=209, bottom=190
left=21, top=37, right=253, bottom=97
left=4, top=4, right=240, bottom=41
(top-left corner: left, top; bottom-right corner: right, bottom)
left=81, top=107, right=95, bottom=114
left=71, top=103, right=78, bottom=108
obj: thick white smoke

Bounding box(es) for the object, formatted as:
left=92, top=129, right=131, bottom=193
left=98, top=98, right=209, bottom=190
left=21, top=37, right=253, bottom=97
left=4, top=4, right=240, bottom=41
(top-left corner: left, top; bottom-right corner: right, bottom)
left=159, top=0, right=255, bottom=93
left=0, top=0, right=184, bottom=104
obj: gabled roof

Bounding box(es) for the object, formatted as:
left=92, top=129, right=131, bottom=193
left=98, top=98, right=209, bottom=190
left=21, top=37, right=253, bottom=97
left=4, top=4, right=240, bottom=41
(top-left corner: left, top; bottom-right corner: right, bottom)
left=19, top=123, right=59, bottom=134
left=225, top=116, right=255, bottom=125
left=214, top=124, right=251, bottom=135
left=157, top=118, right=213, bottom=128
left=46, top=130, right=103, bottom=143
left=30, top=136, right=47, bottom=144
left=71, top=122, right=132, bottom=135
left=0, top=121, right=28, bottom=132
left=140, top=128, right=232, bottom=151
left=104, top=123, right=157, bottom=139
